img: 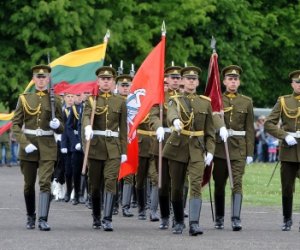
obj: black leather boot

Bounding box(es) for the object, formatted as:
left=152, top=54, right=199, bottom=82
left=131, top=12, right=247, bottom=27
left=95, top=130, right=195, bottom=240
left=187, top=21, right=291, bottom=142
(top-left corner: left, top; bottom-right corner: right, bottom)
left=92, top=195, right=101, bottom=229
left=24, top=193, right=36, bottom=229
left=150, top=186, right=159, bottom=221
left=159, top=195, right=170, bottom=229
left=214, top=194, right=225, bottom=229
left=64, top=177, right=72, bottom=202
left=79, top=175, right=87, bottom=204
left=282, top=196, right=293, bottom=231
left=136, top=188, right=146, bottom=220
left=189, top=198, right=203, bottom=236
left=172, top=200, right=184, bottom=234
left=38, top=192, right=51, bottom=231
left=72, top=174, right=80, bottom=205
left=231, top=193, right=242, bottom=231
left=122, top=184, right=134, bottom=217
left=102, top=192, right=115, bottom=231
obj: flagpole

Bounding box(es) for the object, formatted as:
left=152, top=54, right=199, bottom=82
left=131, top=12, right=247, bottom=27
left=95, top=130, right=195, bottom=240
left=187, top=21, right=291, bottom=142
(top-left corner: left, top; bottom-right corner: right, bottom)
left=158, top=21, right=166, bottom=189
left=82, top=30, right=110, bottom=175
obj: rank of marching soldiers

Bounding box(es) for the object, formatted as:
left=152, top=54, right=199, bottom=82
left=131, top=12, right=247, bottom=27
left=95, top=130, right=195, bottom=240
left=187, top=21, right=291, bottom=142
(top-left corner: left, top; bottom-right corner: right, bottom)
left=202, top=163, right=300, bottom=209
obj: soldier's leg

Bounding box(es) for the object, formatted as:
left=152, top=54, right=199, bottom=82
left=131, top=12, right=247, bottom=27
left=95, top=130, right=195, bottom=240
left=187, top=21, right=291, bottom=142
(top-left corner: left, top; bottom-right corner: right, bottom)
left=102, top=158, right=121, bottom=231
left=71, top=151, right=84, bottom=205
left=64, top=152, right=73, bottom=202
left=122, top=174, right=134, bottom=217
left=21, top=160, right=38, bottom=229
left=188, top=160, right=205, bottom=236
left=169, top=160, right=187, bottom=234
left=112, top=180, right=120, bottom=215
left=183, top=172, right=189, bottom=218
left=212, top=157, right=228, bottom=229
left=37, top=160, right=55, bottom=231
left=135, top=157, right=150, bottom=220
left=281, top=161, right=298, bottom=231
left=148, top=157, right=159, bottom=222
left=231, top=159, right=246, bottom=231
left=88, top=159, right=104, bottom=229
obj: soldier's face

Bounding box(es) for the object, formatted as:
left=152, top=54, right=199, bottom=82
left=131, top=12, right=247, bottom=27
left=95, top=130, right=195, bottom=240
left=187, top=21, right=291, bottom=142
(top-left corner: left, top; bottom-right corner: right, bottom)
left=223, top=76, right=240, bottom=93
left=33, top=74, right=50, bottom=91
left=166, top=75, right=181, bottom=90
left=98, top=76, right=114, bottom=92
left=64, top=94, right=74, bottom=107
left=291, top=81, right=300, bottom=94
left=182, top=76, right=199, bottom=93
left=117, top=84, right=131, bottom=96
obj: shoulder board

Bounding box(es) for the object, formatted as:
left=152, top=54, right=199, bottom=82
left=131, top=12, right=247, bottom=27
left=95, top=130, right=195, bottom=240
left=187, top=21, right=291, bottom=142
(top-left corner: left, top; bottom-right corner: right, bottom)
left=240, top=95, right=252, bottom=101
left=199, top=95, right=211, bottom=101
left=281, top=94, right=292, bottom=99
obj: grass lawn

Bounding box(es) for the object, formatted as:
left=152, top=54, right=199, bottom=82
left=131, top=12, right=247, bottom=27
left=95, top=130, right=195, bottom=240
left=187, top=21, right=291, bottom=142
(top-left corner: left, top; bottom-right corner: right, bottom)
left=202, top=162, right=300, bottom=209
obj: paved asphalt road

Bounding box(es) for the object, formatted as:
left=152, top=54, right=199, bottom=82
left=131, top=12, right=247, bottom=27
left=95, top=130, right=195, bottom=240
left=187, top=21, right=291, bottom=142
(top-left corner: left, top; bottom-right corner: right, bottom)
left=1, top=166, right=300, bottom=250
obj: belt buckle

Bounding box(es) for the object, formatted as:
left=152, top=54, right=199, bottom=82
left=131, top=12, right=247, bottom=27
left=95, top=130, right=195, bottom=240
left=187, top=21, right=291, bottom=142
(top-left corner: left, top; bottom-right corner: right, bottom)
left=105, top=130, right=112, bottom=137
left=296, top=131, right=300, bottom=138
left=36, top=128, right=43, bottom=136
left=228, top=129, right=233, bottom=137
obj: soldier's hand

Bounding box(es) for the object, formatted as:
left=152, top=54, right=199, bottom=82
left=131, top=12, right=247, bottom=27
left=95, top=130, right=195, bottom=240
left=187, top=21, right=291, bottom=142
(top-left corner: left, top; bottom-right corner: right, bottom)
left=61, top=148, right=68, bottom=154
left=156, top=127, right=165, bottom=142
left=75, top=143, right=81, bottom=151
left=121, top=154, right=127, bottom=163
left=246, top=156, right=253, bottom=165
left=285, top=135, right=297, bottom=146
left=219, top=126, right=229, bottom=142
left=49, top=118, right=60, bottom=129
left=84, top=125, right=93, bottom=141
left=173, top=119, right=183, bottom=132
left=25, top=144, right=38, bottom=154
left=204, top=152, right=213, bottom=166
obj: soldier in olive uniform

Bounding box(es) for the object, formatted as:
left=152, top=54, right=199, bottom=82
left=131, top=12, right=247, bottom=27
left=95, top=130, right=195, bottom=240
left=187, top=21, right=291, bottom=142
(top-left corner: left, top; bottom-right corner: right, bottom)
left=82, top=66, right=127, bottom=231
left=149, top=65, right=182, bottom=229
left=212, top=65, right=254, bottom=231
left=163, top=66, right=215, bottom=235
left=264, top=70, right=300, bottom=231
left=12, top=65, right=64, bottom=231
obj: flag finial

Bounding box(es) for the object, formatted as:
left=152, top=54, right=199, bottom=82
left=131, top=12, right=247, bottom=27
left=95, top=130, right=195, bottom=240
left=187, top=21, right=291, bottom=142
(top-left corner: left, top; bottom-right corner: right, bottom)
left=210, top=36, right=216, bottom=53
left=104, top=29, right=110, bottom=43
left=161, top=21, right=166, bottom=36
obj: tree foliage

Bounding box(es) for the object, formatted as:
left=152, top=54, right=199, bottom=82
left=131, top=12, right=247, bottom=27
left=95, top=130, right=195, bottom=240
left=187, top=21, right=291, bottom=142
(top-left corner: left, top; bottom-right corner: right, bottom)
left=0, top=0, right=299, bottom=110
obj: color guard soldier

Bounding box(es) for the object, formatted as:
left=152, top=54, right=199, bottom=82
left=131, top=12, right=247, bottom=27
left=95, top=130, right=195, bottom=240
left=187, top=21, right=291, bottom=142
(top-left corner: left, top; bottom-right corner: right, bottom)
left=212, top=65, right=255, bottom=231
left=82, top=66, right=127, bottom=231
left=12, top=65, right=64, bottom=231
left=163, top=66, right=215, bottom=235
left=264, top=70, right=300, bottom=231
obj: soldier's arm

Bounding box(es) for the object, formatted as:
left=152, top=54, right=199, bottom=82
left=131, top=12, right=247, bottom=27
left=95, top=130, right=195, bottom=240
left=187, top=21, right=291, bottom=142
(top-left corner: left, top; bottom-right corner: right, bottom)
left=54, top=96, right=64, bottom=134
left=149, top=105, right=162, bottom=131
left=245, top=99, right=255, bottom=157
left=167, top=98, right=180, bottom=125
left=264, top=98, right=286, bottom=140
left=212, top=113, right=225, bottom=130
left=204, top=103, right=216, bottom=155
left=119, top=99, right=127, bottom=154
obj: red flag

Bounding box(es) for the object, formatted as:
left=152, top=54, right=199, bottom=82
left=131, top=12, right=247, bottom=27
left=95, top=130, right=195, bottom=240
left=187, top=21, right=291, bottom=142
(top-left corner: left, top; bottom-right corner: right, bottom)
left=0, top=121, right=12, bottom=136
left=54, top=81, right=99, bottom=96
left=202, top=52, right=222, bottom=187
left=118, top=36, right=166, bottom=180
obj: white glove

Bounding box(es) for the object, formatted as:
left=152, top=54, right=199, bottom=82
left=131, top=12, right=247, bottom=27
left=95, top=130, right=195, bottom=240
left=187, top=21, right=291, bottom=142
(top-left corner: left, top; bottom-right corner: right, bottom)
left=61, top=148, right=68, bottom=154
left=156, top=127, right=165, bottom=142
left=85, top=125, right=93, bottom=141
left=205, top=152, right=213, bottom=166
left=173, top=119, right=183, bottom=132
left=75, top=143, right=81, bottom=151
left=246, top=156, right=253, bottom=165
left=25, top=144, right=38, bottom=154
left=49, top=118, right=60, bottom=129
left=121, top=154, right=127, bottom=163
left=54, top=134, right=62, bottom=142
left=285, top=135, right=297, bottom=146
left=219, top=126, right=229, bottom=142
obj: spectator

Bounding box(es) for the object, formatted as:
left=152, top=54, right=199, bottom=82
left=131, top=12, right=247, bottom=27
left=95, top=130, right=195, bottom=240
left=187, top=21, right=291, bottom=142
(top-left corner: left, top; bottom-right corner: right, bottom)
left=266, top=133, right=278, bottom=163
left=0, top=131, right=9, bottom=166
left=255, top=115, right=268, bottom=162
left=9, top=129, right=19, bottom=166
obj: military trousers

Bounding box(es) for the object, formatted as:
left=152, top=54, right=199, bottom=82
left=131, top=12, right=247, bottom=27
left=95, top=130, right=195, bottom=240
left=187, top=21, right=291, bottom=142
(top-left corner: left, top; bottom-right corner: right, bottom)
left=88, top=158, right=120, bottom=197
left=21, top=160, right=55, bottom=194
left=154, top=156, right=170, bottom=197
left=135, top=156, right=157, bottom=189
left=213, top=157, right=245, bottom=195
left=123, top=174, right=134, bottom=185
left=281, top=161, right=300, bottom=197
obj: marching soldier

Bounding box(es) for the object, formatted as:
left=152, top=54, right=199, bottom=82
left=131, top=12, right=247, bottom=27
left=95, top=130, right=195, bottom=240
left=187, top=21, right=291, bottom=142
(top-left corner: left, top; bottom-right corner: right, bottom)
left=12, top=64, right=64, bottom=231
left=149, top=65, right=182, bottom=229
left=163, top=66, right=215, bottom=235
left=82, top=66, right=127, bottom=231
left=212, top=65, right=254, bottom=231
left=264, top=70, right=300, bottom=231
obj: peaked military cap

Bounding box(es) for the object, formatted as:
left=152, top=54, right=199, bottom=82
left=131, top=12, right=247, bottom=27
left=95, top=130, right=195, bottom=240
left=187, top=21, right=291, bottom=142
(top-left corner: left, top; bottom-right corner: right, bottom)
left=31, top=64, right=51, bottom=75
left=116, top=74, right=133, bottom=85
left=165, top=66, right=182, bottom=77
left=181, top=66, right=201, bottom=78
left=221, top=65, right=242, bottom=77
left=289, top=70, right=300, bottom=82
left=95, top=66, right=117, bottom=77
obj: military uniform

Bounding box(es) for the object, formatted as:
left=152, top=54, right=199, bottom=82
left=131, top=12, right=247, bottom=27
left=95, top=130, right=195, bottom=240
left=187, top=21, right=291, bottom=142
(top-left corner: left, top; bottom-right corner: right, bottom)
left=149, top=65, right=182, bottom=229
left=212, top=65, right=254, bottom=231
left=264, top=70, right=300, bottom=231
left=82, top=66, right=127, bottom=231
left=163, top=66, right=215, bottom=235
left=12, top=65, right=64, bottom=231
